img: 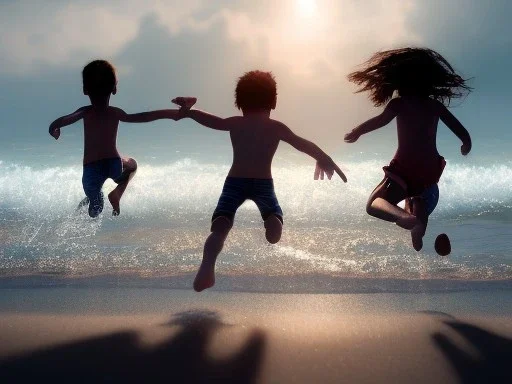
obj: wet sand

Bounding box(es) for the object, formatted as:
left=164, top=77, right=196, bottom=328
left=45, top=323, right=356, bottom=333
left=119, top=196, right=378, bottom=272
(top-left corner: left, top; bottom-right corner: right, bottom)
left=0, top=289, right=511, bottom=383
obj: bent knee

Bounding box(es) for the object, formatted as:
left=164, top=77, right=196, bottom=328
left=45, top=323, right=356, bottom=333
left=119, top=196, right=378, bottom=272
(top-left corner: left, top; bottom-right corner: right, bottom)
left=123, top=157, right=138, bottom=172
left=264, top=215, right=282, bottom=244
left=366, top=202, right=375, bottom=216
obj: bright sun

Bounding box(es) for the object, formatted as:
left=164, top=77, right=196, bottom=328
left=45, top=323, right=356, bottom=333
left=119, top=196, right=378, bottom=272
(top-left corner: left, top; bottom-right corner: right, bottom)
left=297, top=0, right=318, bottom=17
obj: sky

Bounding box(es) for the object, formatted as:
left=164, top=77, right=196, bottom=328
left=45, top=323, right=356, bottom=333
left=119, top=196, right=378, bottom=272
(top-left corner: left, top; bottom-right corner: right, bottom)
left=0, top=0, right=511, bottom=167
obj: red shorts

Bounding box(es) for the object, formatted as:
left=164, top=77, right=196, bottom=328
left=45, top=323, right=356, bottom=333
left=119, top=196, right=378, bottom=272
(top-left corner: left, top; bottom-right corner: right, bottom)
left=383, top=156, right=446, bottom=196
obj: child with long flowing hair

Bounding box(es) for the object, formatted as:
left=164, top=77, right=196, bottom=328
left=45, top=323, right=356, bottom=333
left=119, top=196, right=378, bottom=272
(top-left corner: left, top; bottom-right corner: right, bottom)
left=344, top=48, right=472, bottom=252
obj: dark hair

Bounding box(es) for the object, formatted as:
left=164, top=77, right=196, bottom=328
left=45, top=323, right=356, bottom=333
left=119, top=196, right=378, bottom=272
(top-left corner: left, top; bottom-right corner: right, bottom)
left=82, top=60, right=117, bottom=97
left=348, top=48, right=472, bottom=106
left=235, top=70, right=277, bottom=111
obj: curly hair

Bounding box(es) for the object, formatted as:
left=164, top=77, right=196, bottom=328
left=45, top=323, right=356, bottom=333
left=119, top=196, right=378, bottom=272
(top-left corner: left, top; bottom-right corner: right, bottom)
left=348, top=48, right=472, bottom=106
left=235, top=70, right=277, bottom=111
left=82, top=60, right=117, bottom=97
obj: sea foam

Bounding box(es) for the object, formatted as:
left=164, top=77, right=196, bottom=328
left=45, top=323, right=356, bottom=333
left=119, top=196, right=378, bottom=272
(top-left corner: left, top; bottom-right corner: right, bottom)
left=1, top=159, right=511, bottom=286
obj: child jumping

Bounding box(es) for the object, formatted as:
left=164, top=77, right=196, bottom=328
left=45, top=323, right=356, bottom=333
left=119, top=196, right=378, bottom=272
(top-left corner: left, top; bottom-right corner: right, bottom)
left=49, top=60, right=191, bottom=217
left=344, top=48, right=472, bottom=251
left=173, top=70, right=346, bottom=292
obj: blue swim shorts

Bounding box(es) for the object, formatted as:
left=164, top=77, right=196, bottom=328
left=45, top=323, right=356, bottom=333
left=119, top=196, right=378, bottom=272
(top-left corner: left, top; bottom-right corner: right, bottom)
left=82, top=157, right=123, bottom=217
left=212, top=177, right=283, bottom=225
left=420, top=183, right=439, bottom=216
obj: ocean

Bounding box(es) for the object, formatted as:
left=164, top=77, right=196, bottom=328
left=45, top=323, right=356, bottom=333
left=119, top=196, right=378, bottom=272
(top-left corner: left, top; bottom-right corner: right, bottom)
left=1, top=158, right=511, bottom=293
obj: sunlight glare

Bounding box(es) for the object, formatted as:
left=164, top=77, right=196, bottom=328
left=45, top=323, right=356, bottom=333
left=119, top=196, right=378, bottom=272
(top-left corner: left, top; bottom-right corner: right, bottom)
left=297, top=0, right=318, bottom=18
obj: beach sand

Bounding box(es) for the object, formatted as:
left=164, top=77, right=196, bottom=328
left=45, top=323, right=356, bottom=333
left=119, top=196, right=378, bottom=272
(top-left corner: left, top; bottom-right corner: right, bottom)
left=0, top=288, right=511, bottom=383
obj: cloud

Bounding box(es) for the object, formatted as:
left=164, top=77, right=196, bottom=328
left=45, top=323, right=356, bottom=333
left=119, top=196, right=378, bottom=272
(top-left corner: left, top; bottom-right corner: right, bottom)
left=0, top=0, right=204, bottom=74
left=0, top=0, right=419, bottom=79
left=212, top=0, right=420, bottom=81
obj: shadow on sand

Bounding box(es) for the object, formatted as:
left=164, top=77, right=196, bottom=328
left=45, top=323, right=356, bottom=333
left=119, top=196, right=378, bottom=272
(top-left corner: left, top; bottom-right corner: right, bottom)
left=432, top=320, right=512, bottom=383
left=0, top=310, right=266, bottom=383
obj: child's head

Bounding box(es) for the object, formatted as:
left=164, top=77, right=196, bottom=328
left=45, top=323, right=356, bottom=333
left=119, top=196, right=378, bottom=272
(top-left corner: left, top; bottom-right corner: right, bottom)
left=235, top=70, right=277, bottom=112
left=82, top=60, right=117, bottom=98
left=348, top=48, right=471, bottom=106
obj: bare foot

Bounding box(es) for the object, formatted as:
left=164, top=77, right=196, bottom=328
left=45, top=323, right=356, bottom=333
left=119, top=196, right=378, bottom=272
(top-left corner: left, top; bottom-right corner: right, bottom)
left=193, top=262, right=215, bottom=292
left=108, top=190, right=121, bottom=216
left=396, top=215, right=418, bottom=230
left=434, top=233, right=451, bottom=256
left=411, top=223, right=426, bottom=251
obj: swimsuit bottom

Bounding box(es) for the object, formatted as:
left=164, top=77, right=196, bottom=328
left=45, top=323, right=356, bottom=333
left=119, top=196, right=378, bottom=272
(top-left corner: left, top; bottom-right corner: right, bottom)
left=212, top=177, right=283, bottom=225
left=82, top=157, right=123, bottom=217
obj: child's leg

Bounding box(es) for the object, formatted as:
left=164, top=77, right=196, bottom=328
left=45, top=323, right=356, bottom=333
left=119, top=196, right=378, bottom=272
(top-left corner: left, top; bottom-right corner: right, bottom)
left=406, top=197, right=428, bottom=251
left=194, top=216, right=232, bottom=292
left=108, top=157, right=138, bottom=216
left=82, top=163, right=106, bottom=218
left=252, top=179, right=283, bottom=244
left=194, top=178, right=245, bottom=292
left=366, top=178, right=417, bottom=230
left=264, top=214, right=283, bottom=244
left=407, top=184, right=439, bottom=251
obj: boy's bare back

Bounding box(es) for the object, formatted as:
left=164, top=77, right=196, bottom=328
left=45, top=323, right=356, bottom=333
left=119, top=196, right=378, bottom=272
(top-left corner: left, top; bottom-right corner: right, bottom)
left=224, top=115, right=284, bottom=179
left=81, top=106, right=122, bottom=164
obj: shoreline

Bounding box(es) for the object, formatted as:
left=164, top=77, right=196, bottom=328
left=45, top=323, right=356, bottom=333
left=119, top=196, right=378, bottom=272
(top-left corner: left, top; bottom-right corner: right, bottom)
left=1, top=287, right=511, bottom=316
left=0, top=274, right=511, bottom=294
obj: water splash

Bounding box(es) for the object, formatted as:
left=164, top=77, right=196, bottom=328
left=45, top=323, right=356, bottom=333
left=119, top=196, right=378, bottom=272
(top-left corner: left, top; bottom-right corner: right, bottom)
left=0, top=159, right=511, bottom=283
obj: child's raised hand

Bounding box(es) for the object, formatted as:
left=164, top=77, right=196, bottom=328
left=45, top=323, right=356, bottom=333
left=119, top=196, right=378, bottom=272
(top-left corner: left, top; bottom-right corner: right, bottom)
left=49, top=127, right=60, bottom=140
left=172, top=97, right=197, bottom=120
left=171, top=97, right=197, bottom=110
left=315, top=159, right=347, bottom=182
left=314, top=162, right=325, bottom=180
left=461, top=142, right=471, bottom=156
left=344, top=130, right=360, bottom=143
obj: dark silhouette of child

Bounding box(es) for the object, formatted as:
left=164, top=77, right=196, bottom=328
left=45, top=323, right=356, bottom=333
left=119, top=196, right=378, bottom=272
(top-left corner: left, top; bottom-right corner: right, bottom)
left=345, top=48, right=472, bottom=251
left=49, top=60, right=190, bottom=217
left=173, top=70, right=346, bottom=291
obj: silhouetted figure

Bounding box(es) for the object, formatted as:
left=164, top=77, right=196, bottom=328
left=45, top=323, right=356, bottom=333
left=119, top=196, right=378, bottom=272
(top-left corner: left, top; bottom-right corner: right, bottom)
left=0, top=311, right=266, bottom=383
left=49, top=60, right=189, bottom=217
left=432, top=320, right=512, bottom=383
left=344, top=48, right=472, bottom=251
left=173, top=70, right=346, bottom=292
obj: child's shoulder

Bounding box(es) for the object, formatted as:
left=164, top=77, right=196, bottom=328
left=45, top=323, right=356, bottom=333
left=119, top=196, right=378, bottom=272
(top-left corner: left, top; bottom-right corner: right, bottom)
left=83, top=106, right=125, bottom=121
left=228, top=115, right=277, bottom=125
left=70, top=105, right=92, bottom=119
left=392, top=96, right=444, bottom=110
left=107, top=106, right=123, bottom=114
left=268, top=118, right=286, bottom=129
left=101, top=106, right=126, bottom=119
left=387, top=97, right=404, bottom=109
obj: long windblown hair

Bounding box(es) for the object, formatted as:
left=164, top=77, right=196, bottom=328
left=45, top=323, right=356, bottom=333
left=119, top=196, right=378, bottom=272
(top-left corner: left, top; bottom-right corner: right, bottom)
left=348, top=48, right=472, bottom=106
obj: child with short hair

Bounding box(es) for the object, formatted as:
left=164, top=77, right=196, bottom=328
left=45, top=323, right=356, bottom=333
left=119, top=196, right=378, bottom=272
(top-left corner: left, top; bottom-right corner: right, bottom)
left=173, top=70, right=346, bottom=292
left=49, top=60, right=193, bottom=217
left=344, top=48, right=472, bottom=251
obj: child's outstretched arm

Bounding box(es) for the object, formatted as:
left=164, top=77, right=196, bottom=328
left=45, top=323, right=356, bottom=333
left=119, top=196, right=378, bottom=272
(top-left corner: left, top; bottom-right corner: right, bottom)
left=279, top=123, right=347, bottom=182
left=344, top=98, right=400, bottom=143
left=439, top=105, right=472, bottom=155
left=48, top=106, right=88, bottom=140
left=171, top=98, right=230, bottom=131
left=178, top=109, right=231, bottom=131
left=117, top=108, right=183, bottom=123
